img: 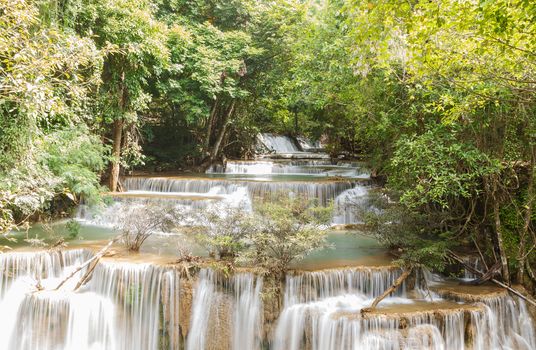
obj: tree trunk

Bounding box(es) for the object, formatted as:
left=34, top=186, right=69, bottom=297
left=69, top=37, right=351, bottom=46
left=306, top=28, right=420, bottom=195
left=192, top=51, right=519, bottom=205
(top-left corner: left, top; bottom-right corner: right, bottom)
left=109, top=118, right=124, bottom=192
left=204, top=98, right=219, bottom=154
left=209, top=100, right=235, bottom=161
left=518, top=146, right=535, bottom=282
left=492, top=176, right=510, bottom=284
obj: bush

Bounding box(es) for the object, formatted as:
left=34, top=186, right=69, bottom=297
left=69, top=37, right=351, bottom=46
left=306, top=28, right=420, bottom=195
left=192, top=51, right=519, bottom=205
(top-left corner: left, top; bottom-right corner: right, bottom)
left=116, top=203, right=182, bottom=251
left=238, top=196, right=332, bottom=276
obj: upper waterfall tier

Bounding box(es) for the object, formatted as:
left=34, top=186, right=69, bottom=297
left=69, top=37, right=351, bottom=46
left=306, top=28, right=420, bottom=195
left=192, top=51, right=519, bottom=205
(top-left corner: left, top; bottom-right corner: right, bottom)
left=207, top=160, right=370, bottom=179
left=255, top=134, right=329, bottom=159
left=258, top=134, right=301, bottom=153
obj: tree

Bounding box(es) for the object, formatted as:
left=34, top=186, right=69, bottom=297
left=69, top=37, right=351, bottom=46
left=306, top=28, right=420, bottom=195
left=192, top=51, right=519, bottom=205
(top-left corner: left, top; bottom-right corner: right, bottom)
left=75, top=0, right=170, bottom=191
left=0, top=0, right=104, bottom=234
left=115, top=203, right=181, bottom=251
left=190, top=202, right=252, bottom=259
left=239, top=196, right=332, bottom=278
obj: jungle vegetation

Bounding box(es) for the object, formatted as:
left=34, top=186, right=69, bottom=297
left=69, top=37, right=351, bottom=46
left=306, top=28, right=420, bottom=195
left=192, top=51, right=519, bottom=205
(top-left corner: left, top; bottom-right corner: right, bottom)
left=1, top=0, right=535, bottom=291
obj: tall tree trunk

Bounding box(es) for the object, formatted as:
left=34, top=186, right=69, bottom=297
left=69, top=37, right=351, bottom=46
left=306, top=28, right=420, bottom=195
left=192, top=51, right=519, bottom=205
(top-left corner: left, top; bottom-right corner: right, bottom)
left=209, top=100, right=235, bottom=161
left=109, top=71, right=126, bottom=192
left=492, top=176, right=510, bottom=284
left=517, top=146, right=535, bottom=282
left=204, top=98, right=219, bottom=154
left=109, top=118, right=123, bottom=192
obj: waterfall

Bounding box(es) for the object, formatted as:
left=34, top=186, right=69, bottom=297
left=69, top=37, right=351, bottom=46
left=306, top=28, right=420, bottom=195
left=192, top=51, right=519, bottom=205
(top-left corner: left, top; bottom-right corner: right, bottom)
left=123, top=176, right=357, bottom=206
left=273, top=304, right=467, bottom=350
left=462, top=256, right=484, bottom=280
left=272, top=268, right=481, bottom=350
left=206, top=160, right=370, bottom=178
left=283, top=268, right=405, bottom=306
left=7, top=291, right=118, bottom=350
left=0, top=250, right=181, bottom=350
left=274, top=295, right=488, bottom=350
left=187, top=269, right=263, bottom=350
left=79, top=180, right=252, bottom=227
left=469, top=296, right=536, bottom=350
left=332, top=185, right=371, bottom=225
left=258, top=134, right=300, bottom=153
left=0, top=249, right=93, bottom=297
left=87, top=262, right=181, bottom=350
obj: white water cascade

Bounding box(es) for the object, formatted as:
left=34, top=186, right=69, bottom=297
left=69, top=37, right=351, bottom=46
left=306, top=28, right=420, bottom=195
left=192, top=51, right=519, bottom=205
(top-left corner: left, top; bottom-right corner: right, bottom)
left=273, top=267, right=536, bottom=350
left=0, top=250, right=181, bottom=350
left=207, top=160, right=370, bottom=178
left=187, top=269, right=263, bottom=350
left=258, top=133, right=301, bottom=153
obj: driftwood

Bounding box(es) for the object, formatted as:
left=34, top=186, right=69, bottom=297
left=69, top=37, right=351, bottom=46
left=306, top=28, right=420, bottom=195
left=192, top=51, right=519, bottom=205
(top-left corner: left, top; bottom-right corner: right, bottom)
left=448, top=251, right=536, bottom=308
left=74, top=259, right=99, bottom=291
left=459, top=261, right=501, bottom=285
left=54, top=234, right=124, bottom=291
left=361, top=267, right=413, bottom=314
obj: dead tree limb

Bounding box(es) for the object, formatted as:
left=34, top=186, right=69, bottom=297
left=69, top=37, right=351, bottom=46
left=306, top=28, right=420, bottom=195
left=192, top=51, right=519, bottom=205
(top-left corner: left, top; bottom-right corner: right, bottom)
left=54, top=234, right=123, bottom=291
left=471, top=236, right=489, bottom=271
left=448, top=251, right=536, bottom=308
left=74, top=259, right=99, bottom=291
left=361, top=267, right=413, bottom=314
left=460, top=261, right=501, bottom=285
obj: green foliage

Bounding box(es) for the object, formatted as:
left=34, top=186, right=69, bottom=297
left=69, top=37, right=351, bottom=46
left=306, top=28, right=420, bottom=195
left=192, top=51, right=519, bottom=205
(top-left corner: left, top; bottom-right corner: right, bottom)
left=362, top=194, right=452, bottom=271
left=389, top=128, right=499, bottom=209
left=66, top=219, right=81, bottom=239
left=191, top=203, right=251, bottom=259
left=238, top=196, right=331, bottom=276
left=40, top=126, right=109, bottom=203
left=190, top=195, right=330, bottom=273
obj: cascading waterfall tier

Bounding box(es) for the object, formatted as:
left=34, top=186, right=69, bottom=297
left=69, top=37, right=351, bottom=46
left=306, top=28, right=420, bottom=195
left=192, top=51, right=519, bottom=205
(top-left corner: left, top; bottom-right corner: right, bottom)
left=257, top=134, right=301, bottom=153
left=1, top=249, right=535, bottom=350
left=80, top=158, right=373, bottom=227
left=78, top=180, right=252, bottom=227
left=207, top=160, right=370, bottom=178
left=187, top=269, right=263, bottom=350
left=120, top=176, right=373, bottom=225
left=284, top=267, right=405, bottom=305
left=122, top=176, right=358, bottom=206
left=0, top=249, right=93, bottom=297
left=87, top=261, right=181, bottom=350
left=273, top=267, right=536, bottom=350
left=273, top=302, right=472, bottom=350
left=0, top=250, right=181, bottom=350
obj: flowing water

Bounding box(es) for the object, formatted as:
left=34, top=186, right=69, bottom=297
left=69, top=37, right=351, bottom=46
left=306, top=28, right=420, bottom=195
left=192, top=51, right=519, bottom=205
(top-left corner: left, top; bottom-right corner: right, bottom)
left=2, top=138, right=535, bottom=349
left=186, top=269, right=263, bottom=350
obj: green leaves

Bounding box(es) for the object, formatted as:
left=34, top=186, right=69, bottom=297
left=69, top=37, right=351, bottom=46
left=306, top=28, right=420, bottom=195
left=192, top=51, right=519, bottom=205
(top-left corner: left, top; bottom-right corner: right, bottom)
left=389, top=128, right=498, bottom=209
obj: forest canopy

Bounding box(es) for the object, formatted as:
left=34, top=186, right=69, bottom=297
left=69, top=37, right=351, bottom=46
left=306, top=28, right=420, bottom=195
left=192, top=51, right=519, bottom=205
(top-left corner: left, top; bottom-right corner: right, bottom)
left=1, top=0, right=535, bottom=287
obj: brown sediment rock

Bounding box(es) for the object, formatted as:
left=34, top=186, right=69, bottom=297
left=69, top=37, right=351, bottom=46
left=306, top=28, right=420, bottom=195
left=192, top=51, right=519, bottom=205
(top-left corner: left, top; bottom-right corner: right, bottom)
left=261, top=276, right=284, bottom=340
left=207, top=294, right=233, bottom=350
left=178, top=278, right=194, bottom=339
left=431, top=282, right=507, bottom=303
left=293, top=254, right=395, bottom=271
left=336, top=301, right=482, bottom=321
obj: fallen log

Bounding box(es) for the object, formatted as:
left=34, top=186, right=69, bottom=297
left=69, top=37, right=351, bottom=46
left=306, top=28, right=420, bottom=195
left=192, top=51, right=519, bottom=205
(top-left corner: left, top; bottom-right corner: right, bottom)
left=448, top=251, right=536, bottom=308
left=459, top=261, right=501, bottom=285
left=361, top=267, right=413, bottom=314
left=54, top=234, right=124, bottom=291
